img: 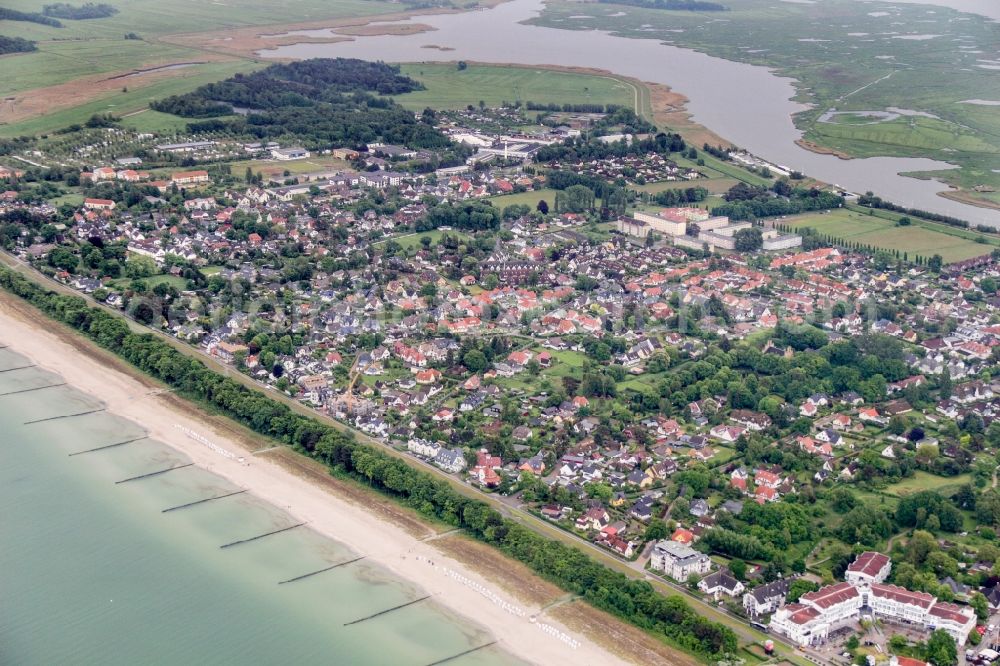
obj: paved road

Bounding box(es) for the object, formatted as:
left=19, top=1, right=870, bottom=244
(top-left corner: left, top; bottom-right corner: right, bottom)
left=1, top=251, right=819, bottom=663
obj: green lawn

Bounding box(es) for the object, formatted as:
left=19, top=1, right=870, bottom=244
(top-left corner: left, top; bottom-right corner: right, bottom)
left=110, top=274, right=189, bottom=291
left=633, top=178, right=738, bottom=195
left=884, top=471, right=973, bottom=498
left=375, top=229, right=471, bottom=250
left=783, top=208, right=997, bottom=263
left=488, top=188, right=560, bottom=211
left=395, top=63, right=637, bottom=112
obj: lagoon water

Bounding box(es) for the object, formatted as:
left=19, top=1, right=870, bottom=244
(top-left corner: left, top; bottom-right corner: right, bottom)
left=0, top=348, right=516, bottom=666
left=261, top=0, right=1000, bottom=227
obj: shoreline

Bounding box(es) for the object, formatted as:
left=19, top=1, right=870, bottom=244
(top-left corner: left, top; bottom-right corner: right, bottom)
left=0, top=298, right=631, bottom=666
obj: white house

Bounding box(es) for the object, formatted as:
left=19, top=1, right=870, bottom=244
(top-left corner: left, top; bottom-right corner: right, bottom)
left=743, top=578, right=791, bottom=618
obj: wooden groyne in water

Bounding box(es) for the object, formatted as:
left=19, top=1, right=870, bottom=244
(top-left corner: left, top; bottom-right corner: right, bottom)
left=424, top=641, right=498, bottom=666
left=68, top=436, right=148, bottom=456
left=162, top=489, right=247, bottom=513
left=0, top=364, right=36, bottom=373
left=24, top=408, right=105, bottom=424
left=277, top=556, right=366, bottom=585
left=0, top=382, right=66, bottom=397
left=115, top=462, right=194, bottom=484
left=343, top=595, right=431, bottom=626
left=219, top=522, right=305, bottom=549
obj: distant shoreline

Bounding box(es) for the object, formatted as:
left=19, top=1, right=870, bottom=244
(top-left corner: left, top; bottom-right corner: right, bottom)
left=0, top=294, right=631, bottom=666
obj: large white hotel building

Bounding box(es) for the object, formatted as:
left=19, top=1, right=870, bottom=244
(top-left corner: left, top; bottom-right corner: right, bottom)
left=771, top=552, right=976, bottom=647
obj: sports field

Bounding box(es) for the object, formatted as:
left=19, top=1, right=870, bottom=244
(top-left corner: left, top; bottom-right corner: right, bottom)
left=783, top=208, right=998, bottom=263
left=395, top=64, right=637, bottom=112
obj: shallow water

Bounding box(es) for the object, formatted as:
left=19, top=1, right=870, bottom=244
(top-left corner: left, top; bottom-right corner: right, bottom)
left=260, top=0, right=1000, bottom=227
left=0, top=349, right=518, bottom=666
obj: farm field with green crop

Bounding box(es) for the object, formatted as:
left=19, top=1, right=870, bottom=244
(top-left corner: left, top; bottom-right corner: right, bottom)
left=782, top=208, right=999, bottom=263
left=395, top=63, right=637, bottom=112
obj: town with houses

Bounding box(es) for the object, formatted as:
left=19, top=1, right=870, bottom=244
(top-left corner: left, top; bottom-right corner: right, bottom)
left=3, top=101, right=1000, bottom=666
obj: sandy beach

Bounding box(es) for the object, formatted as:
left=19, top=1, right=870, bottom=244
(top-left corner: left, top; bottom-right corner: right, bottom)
left=0, top=301, right=631, bottom=666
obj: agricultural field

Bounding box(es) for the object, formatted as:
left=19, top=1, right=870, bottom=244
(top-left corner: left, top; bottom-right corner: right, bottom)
left=0, top=0, right=407, bottom=133
left=0, top=60, right=257, bottom=137
left=533, top=0, right=1000, bottom=207
left=395, top=63, right=638, bottom=112
left=0, top=0, right=401, bottom=44
left=782, top=208, right=999, bottom=263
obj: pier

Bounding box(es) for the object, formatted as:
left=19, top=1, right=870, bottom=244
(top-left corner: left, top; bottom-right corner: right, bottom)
left=343, top=595, right=431, bottom=626
left=24, top=408, right=105, bottom=424
left=115, top=462, right=194, bottom=484
left=277, top=556, right=365, bottom=585
left=68, top=436, right=148, bottom=456
left=162, top=489, right=247, bottom=513
left=220, top=522, right=305, bottom=549
left=424, top=642, right=498, bottom=666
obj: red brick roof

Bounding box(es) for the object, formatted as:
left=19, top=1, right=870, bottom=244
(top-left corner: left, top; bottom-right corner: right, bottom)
left=801, top=582, right=859, bottom=609
left=870, top=583, right=935, bottom=609
left=847, top=551, right=890, bottom=577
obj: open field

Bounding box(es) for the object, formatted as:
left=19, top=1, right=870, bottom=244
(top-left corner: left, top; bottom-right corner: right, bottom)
left=782, top=208, right=998, bottom=263
left=533, top=0, right=1000, bottom=208
left=884, top=471, right=973, bottom=498
left=375, top=229, right=472, bottom=250
left=0, top=0, right=403, bottom=42
left=228, top=155, right=352, bottom=180
left=395, top=63, right=637, bottom=112
left=0, top=0, right=413, bottom=133
left=0, top=60, right=257, bottom=137
left=633, top=178, right=739, bottom=195
left=488, top=188, right=561, bottom=210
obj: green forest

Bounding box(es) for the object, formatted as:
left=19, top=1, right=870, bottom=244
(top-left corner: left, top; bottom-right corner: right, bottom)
left=151, top=59, right=450, bottom=149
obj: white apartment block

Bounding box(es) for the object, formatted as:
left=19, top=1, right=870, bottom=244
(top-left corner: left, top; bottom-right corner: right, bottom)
left=649, top=540, right=711, bottom=581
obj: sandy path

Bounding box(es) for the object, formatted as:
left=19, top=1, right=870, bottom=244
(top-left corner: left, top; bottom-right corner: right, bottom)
left=0, top=303, right=629, bottom=666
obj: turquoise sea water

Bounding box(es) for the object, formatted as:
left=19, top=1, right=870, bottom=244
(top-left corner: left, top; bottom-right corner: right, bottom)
left=0, top=348, right=518, bottom=666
